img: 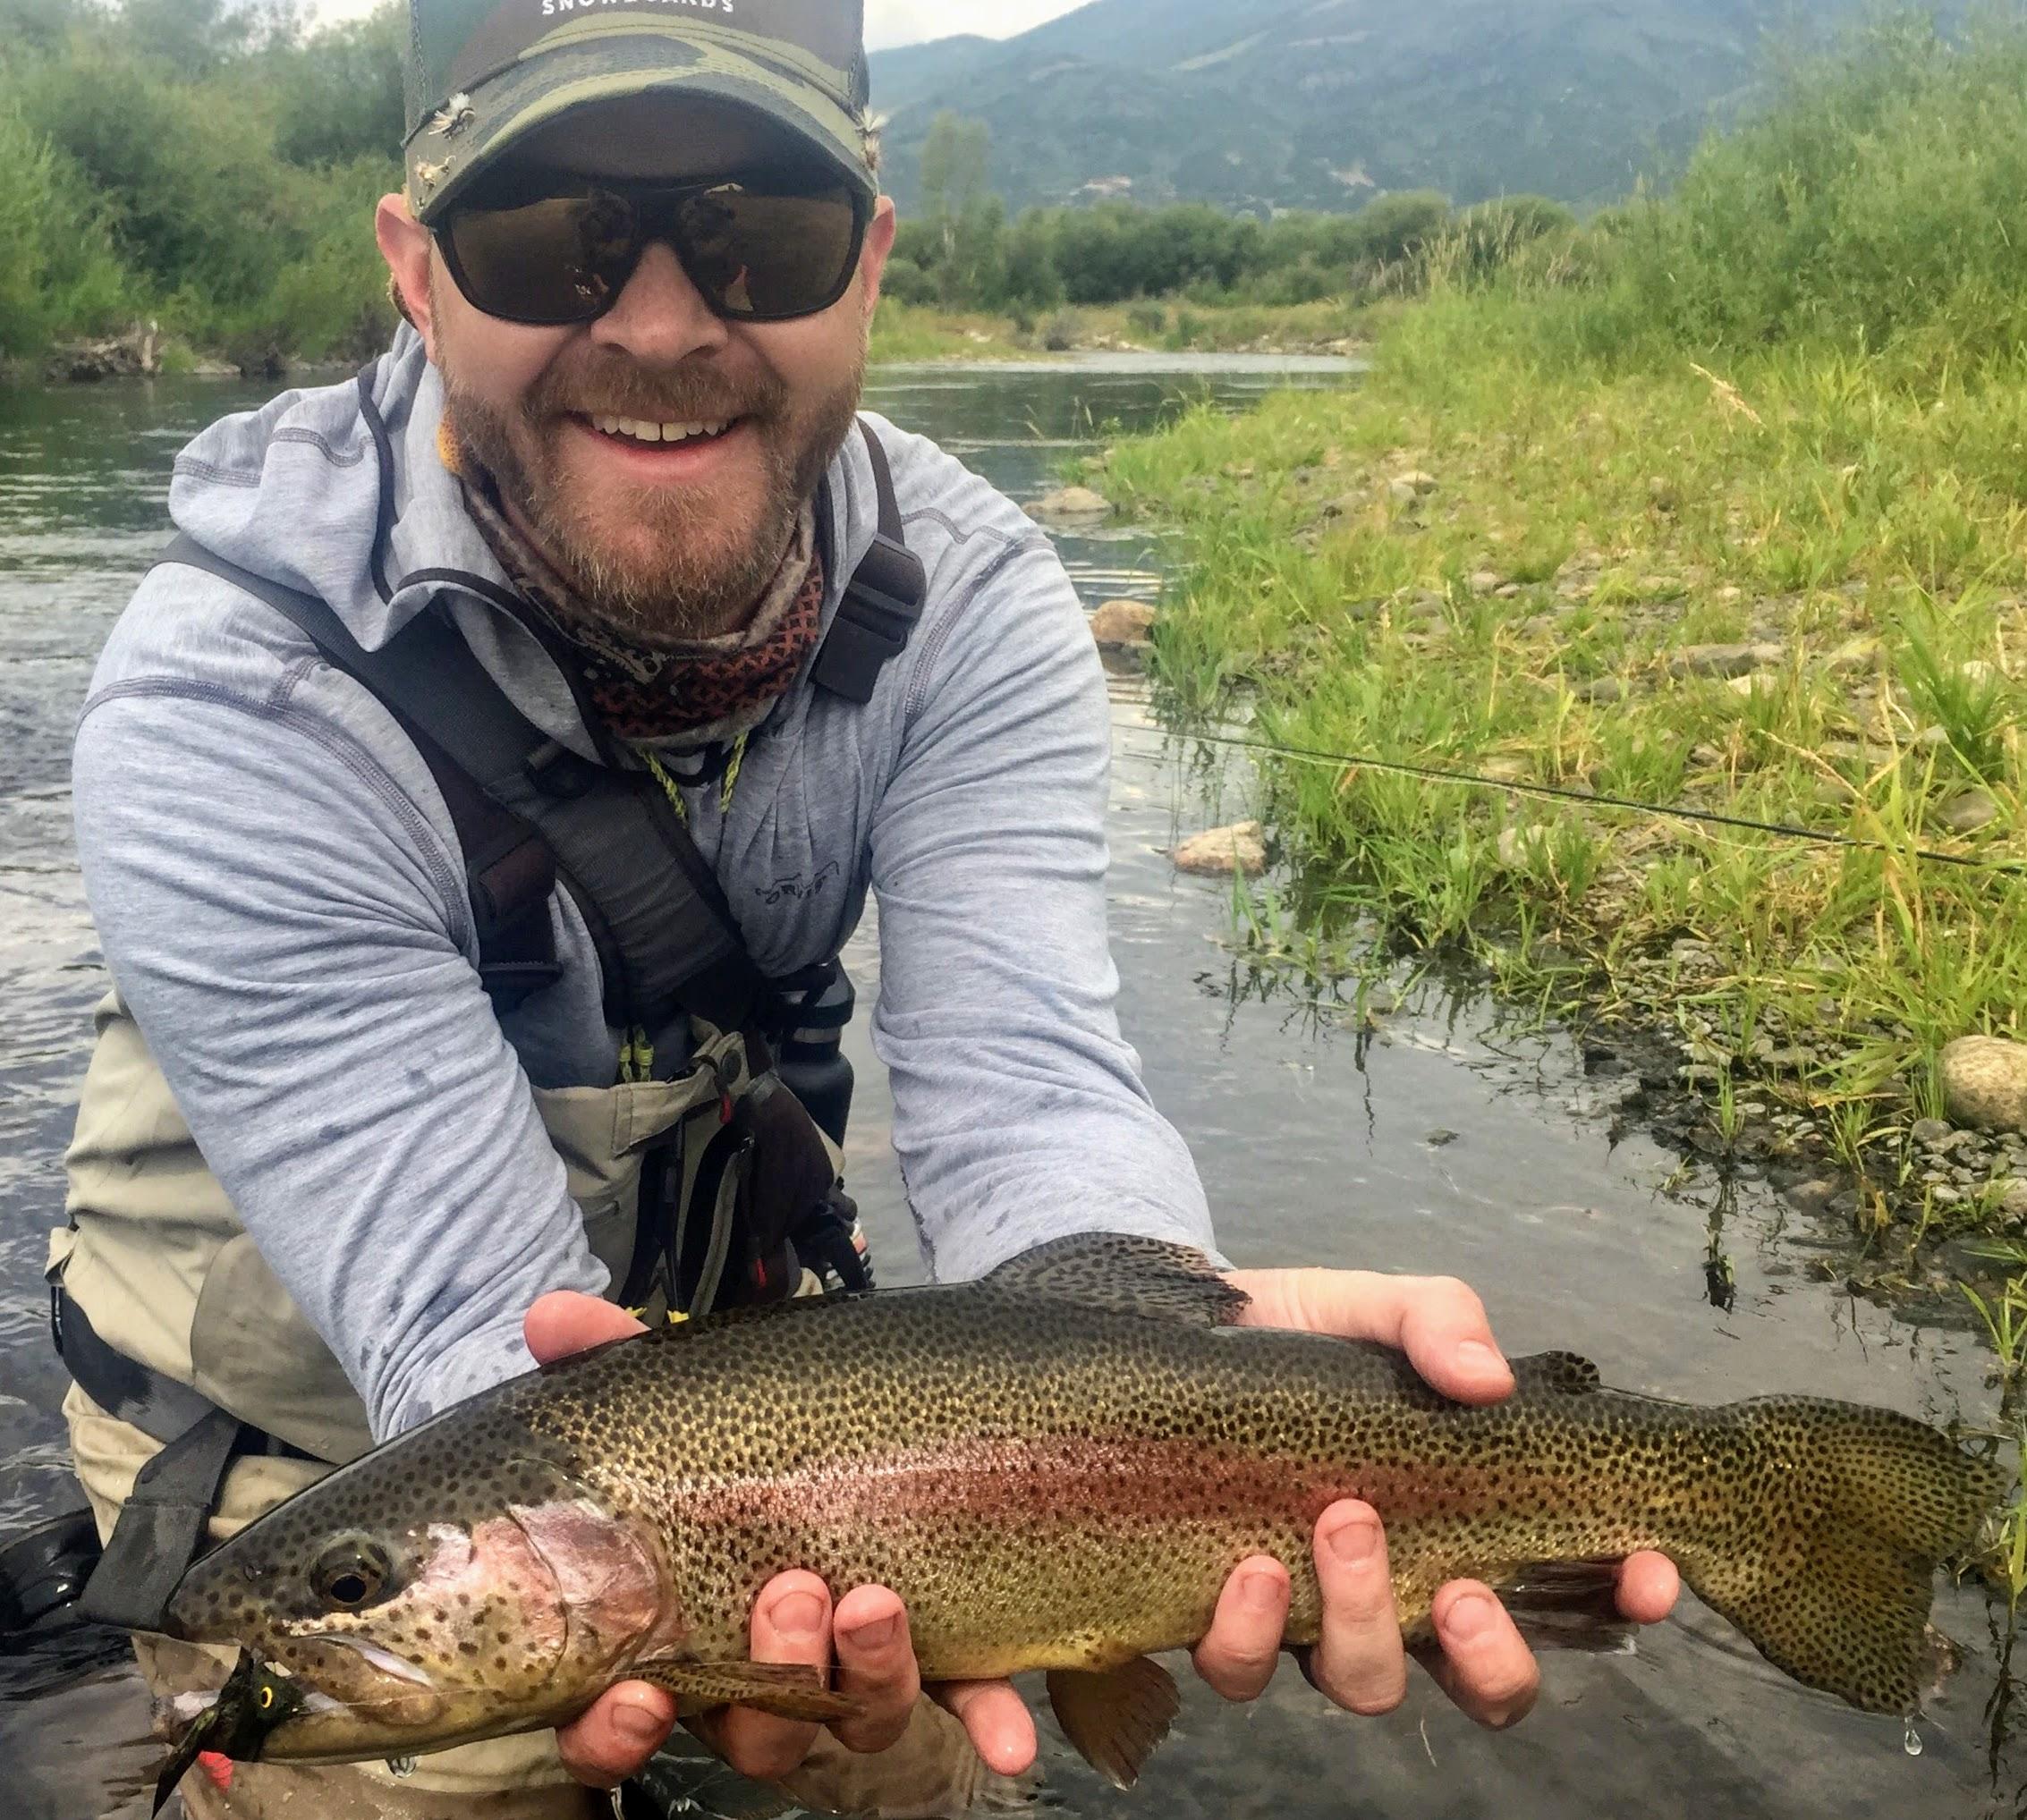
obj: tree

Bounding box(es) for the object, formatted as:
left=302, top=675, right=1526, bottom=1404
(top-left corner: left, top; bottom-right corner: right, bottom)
left=276, top=3, right=407, bottom=167
left=917, top=112, right=990, bottom=260
left=122, top=0, right=299, bottom=76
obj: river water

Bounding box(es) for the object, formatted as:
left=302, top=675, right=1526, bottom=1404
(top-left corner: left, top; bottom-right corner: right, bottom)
left=0, top=357, right=2017, bottom=1818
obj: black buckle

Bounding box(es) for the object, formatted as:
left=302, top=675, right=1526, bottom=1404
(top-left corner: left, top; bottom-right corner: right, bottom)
left=523, top=741, right=603, bottom=800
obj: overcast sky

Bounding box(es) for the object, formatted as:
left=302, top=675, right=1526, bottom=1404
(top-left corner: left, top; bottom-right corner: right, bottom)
left=306, top=0, right=1087, bottom=53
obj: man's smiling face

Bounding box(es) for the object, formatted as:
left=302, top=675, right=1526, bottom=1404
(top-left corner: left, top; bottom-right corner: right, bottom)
left=379, top=96, right=896, bottom=642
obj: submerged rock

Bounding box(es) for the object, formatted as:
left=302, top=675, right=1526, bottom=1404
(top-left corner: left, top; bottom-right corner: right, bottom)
left=1940, top=1035, right=2027, bottom=1134
left=1174, top=821, right=1268, bottom=878
left=1783, top=1179, right=1841, bottom=1218
left=1033, top=485, right=1110, bottom=521
left=1089, top=600, right=1157, bottom=650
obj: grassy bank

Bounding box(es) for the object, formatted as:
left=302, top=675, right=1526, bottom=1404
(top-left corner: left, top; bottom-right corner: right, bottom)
left=1086, top=14, right=2027, bottom=1272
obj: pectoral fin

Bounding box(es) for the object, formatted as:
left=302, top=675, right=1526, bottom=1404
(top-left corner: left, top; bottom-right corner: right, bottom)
left=630, top=1661, right=866, bottom=1723
left=1046, top=1656, right=1180, bottom=1790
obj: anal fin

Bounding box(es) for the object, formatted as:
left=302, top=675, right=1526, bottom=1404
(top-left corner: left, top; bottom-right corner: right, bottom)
left=1046, top=1656, right=1180, bottom=1790
left=630, top=1660, right=866, bottom=1724
left=1501, top=1560, right=1638, bottom=1655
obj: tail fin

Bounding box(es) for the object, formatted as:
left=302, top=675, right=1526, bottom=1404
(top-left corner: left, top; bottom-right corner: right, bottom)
left=1676, top=1396, right=2007, bottom=1714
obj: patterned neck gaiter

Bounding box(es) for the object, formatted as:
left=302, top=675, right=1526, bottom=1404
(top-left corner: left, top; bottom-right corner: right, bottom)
left=445, top=425, right=826, bottom=752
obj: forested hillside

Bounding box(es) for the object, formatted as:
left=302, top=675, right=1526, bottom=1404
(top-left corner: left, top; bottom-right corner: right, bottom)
left=870, top=0, right=1908, bottom=214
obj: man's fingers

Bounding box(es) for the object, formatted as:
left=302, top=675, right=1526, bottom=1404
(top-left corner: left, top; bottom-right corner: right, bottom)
left=556, top=1682, right=675, bottom=1788
left=717, top=1572, right=833, bottom=1782
left=1224, top=1271, right=1514, bottom=1405
left=1306, top=1503, right=1410, bottom=1717
left=1421, top=1581, right=1540, bottom=1730
left=933, top=1679, right=1038, bottom=1777
left=1193, top=1558, right=1291, bottom=1702
left=1616, top=1552, right=1681, bottom=1624
left=525, top=1291, right=646, bottom=1366
left=831, top=1586, right=922, bottom=1755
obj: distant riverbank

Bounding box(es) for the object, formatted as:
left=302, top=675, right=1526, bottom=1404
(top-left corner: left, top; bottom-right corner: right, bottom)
left=7, top=301, right=1368, bottom=389
left=869, top=300, right=1367, bottom=364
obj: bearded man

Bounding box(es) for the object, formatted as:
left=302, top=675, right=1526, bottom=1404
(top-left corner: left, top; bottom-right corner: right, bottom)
left=49, top=4, right=1677, bottom=1815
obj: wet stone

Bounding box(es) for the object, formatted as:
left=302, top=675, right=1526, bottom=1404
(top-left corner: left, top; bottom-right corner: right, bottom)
left=1173, top=821, right=1268, bottom=878
left=1034, top=485, right=1111, bottom=521
left=1089, top=600, right=1158, bottom=650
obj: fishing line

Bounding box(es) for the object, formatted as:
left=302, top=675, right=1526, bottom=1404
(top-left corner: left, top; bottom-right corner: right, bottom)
left=1110, top=717, right=2027, bottom=878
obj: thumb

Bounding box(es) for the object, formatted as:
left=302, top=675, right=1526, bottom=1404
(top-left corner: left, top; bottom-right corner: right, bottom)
left=526, top=1291, right=646, bottom=1366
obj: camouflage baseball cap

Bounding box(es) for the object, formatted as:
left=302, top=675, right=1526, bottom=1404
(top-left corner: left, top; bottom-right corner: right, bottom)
left=402, top=0, right=877, bottom=223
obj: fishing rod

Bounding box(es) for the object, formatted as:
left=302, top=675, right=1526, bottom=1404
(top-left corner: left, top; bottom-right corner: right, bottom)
left=1111, top=717, right=2027, bottom=879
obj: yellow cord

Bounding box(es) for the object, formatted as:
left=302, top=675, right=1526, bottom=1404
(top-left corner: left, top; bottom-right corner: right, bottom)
left=644, top=733, right=748, bottom=826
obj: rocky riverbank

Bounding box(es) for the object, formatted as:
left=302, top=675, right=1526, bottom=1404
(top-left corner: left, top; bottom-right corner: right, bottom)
left=1082, top=336, right=2027, bottom=1285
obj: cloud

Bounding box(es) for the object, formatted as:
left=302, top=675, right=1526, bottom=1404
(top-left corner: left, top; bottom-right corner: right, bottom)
left=305, top=0, right=1085, bottom=50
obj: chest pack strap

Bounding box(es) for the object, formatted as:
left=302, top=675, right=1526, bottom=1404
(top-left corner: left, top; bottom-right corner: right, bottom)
left=814, top=421, right=929, bottom=704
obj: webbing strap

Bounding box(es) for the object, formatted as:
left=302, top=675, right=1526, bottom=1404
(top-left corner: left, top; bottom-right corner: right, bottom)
left=54, top=1289, right=219, bottom=1449
left=812, top=422, right=929, bottom=705
left=76, top=1407, right=242, bottom=1633
left=152, top=539, right=764, bottom=1034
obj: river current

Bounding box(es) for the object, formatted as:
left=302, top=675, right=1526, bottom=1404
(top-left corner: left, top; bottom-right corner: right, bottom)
left=0, top=356, right=2015, bottom=1817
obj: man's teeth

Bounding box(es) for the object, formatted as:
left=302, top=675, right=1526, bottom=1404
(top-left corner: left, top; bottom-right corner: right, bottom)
left=591, top=415, right=731, bottom=445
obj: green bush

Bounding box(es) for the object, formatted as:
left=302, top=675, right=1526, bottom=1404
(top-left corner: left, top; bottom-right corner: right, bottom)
left=1125, top=301, right=1167, bottom=340
left=0, top=91, right=131, bottom=356
left=1479, top=12, right=2027, bottom=374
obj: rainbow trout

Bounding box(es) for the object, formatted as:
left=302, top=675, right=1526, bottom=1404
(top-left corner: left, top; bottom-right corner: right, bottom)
left=153, top=1236, right=2006, bottom=1805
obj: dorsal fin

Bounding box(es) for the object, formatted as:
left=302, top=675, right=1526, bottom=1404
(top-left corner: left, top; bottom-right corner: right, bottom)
left=1511, top=1351, right=1603, bottom=1396
left=984, top=1234, right=1251, bottom=1327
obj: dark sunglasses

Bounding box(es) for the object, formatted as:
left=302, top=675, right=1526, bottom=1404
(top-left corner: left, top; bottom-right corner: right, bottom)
left=435, top=169, right=872, bottom=328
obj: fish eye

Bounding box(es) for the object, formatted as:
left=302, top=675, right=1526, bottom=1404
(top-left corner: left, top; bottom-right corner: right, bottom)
left=310, top=1536, right=393, bottom=1611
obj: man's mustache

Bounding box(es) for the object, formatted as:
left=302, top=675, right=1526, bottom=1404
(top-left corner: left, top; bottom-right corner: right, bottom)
left=525, top=366, right=785, bottom=427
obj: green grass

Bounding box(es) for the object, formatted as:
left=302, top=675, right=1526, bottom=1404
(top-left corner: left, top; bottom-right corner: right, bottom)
left=1090, top=12, right=2027, bottom=1257
left=868, top=302, right=1043, bottom=363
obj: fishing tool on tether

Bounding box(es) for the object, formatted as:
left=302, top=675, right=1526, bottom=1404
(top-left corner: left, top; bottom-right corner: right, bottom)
left=152, top=1648, right=306, bottom=1815
left=1117, top=718, right=2027, bottom=878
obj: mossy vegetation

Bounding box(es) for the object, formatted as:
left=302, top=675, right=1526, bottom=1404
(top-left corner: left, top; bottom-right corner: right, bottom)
left=1089, top=13, right=2027, bottom=1259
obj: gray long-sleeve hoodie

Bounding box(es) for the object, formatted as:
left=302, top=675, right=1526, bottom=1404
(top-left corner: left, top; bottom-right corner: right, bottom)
left=71, top=329, right=1214, bottom=1442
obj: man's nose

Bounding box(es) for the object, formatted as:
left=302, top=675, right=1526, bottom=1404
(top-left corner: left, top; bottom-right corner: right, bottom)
left=589, top=241, right=730, bottom=364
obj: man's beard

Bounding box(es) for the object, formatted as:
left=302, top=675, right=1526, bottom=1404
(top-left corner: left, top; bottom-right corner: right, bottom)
left=441, top=342, right=863, bottom=644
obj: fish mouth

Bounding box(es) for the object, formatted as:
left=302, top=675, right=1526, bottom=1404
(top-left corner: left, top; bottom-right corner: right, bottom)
left=282, top=1632, right=437, bottom=1691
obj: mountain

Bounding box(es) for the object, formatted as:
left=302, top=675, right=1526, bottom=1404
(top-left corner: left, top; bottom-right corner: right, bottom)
left=868, top=0, right=1882, bottom=216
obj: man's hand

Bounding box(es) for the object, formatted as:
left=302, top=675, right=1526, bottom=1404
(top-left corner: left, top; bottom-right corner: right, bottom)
left=529, top=1295, right=950, bottom=1790
left=1190, top=1271, right=1681, bottom=1731
left=534, top=1271, right=1684, bottom=1789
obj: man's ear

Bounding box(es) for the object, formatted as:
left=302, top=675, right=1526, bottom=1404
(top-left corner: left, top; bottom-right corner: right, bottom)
left=859, top=197, right=898, bottom=317
left=377, top=193, right=439, bottom=360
